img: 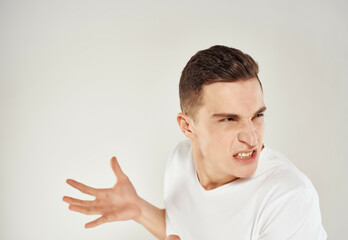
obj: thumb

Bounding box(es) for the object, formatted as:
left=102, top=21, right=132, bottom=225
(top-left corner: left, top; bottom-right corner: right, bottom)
left=166, top=235, right=181, bottom=240
left=110, top=156, right=125, bottom=178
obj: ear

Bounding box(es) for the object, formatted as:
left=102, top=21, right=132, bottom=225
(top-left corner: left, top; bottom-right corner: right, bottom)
left=177, top=113, right=195, bottom=139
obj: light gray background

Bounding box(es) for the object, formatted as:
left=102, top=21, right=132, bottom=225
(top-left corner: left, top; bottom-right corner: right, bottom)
left=1, top=0, right=347, bottom=239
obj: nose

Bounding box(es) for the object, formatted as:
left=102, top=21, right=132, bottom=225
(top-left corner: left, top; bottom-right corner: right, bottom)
left=238, top=120, right=258, bottom=148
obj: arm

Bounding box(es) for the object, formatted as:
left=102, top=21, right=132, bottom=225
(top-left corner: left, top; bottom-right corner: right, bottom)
left=134, top=198, right=166, bottom=240
left=63, top=156, right=167, bottom=240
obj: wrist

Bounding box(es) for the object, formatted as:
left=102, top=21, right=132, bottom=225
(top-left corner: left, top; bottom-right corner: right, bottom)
left=133, top=196, right=145, bottom=223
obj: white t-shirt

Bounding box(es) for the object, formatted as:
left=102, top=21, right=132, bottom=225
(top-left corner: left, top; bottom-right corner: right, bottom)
left=164, top=139, right=327, bottom=240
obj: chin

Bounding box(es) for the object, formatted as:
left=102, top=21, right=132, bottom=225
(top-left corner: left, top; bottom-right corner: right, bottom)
left=234, top=164, right=258, bottom=178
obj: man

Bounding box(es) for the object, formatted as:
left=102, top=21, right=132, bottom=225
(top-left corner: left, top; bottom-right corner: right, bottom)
left=63, top=45, right=327, bottom=239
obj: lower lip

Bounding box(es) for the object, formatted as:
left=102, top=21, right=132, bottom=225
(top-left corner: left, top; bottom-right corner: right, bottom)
left=233, top=150, right=257, bottom=164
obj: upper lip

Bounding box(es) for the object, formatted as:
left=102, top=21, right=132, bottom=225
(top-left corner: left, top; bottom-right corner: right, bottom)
left=233, top=147, right=258, bottom=156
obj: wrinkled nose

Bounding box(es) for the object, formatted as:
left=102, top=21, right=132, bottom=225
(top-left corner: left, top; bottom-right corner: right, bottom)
left=238, top=121, right=258, bottom=148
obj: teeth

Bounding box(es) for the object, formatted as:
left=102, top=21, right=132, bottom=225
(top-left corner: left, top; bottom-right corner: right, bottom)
left=236, top=151, right=253, bottom=158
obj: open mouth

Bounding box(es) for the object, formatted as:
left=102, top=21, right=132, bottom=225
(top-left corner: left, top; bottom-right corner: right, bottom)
left=233, top=150, right=257, bottom=163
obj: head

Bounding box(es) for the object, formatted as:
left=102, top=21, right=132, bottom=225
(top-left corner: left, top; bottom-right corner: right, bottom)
left=177, top=45, right=266, bottom=186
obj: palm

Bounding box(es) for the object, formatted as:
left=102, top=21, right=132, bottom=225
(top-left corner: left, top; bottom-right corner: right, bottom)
left=63, top=157, right=141, bottom=228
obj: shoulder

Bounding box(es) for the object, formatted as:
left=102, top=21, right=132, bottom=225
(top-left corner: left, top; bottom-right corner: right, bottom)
left=256, top=147, right=326, bottom=238
left=256, top=146, right=324, bottom=233
left=168, top=139, right=192, bottom=161
left=259, top=145, right=316, bottom=193
left=164, top=139, right=192, bottom=199
left=164, top=139, right=191, bottom=173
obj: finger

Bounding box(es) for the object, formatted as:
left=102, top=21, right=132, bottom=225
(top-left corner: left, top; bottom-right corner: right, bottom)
left=66, top=179, right=97, bottom=196
left=166, top=235, right=181, bottom=240
left=68, top=204, right=100, bottom=215
left=110, top=156, right=127, bottom=180
left=62, top=196, right=95, bottom=206
left=85, top=216, right=106, bottom=228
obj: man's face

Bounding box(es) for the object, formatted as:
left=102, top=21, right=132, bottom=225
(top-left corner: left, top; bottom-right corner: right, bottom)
left=190, top=78, right=266, bottom=180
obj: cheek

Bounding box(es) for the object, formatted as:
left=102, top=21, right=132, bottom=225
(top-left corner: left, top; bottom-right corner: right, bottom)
left=210, top=125, right=239, bottom=148
left=197, top=123, right=232, bottom=155
left=209, top=123, right=233, bottom=139
left=254, top=120, right=265, bottom=139
left=196, top=121, right=219, bottom=139
left=194, top=123, right=216, bottom=154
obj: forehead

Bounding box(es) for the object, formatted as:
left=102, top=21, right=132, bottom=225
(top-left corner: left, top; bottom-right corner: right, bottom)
left=200, top=78, right=264, bottom=115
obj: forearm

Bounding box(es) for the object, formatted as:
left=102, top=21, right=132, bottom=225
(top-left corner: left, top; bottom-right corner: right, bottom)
left=134, top=197, right=166, bottom=240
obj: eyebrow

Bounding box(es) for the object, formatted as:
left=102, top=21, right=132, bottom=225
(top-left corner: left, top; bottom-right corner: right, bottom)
left=211, top=106, right=267, bottom=119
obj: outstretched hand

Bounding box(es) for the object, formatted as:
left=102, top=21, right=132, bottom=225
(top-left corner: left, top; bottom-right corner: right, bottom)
left=63, top=156, right=141, bottom=228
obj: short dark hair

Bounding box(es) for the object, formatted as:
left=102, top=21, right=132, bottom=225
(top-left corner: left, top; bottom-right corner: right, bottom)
left=179, top=45, right=262, bottom=121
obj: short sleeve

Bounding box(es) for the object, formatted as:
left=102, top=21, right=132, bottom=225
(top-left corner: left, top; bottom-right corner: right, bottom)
left=258, top=188, right=327, bottom=240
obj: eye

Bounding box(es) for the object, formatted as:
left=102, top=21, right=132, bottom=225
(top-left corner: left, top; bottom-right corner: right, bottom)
left=221, top=117, right=235, bottom=122
left=254, top=113, right=264, bottom=118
